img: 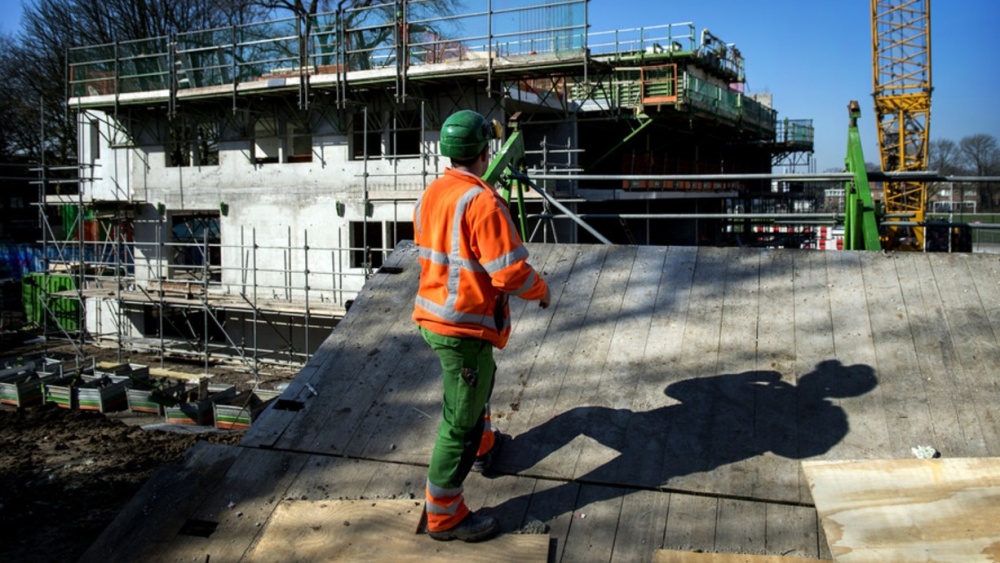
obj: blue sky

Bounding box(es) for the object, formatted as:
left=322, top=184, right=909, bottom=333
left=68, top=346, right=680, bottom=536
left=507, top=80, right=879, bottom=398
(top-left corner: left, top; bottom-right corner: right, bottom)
left=2, top=1, right=997, bottom=172
left=587, top=0, right=1000, bottom=172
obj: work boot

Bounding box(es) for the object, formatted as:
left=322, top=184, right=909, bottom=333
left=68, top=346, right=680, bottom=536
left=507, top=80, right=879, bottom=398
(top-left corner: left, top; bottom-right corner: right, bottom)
left=471, top=431, right=504, bottom=474
left=427, top=511, right=500, bottom=542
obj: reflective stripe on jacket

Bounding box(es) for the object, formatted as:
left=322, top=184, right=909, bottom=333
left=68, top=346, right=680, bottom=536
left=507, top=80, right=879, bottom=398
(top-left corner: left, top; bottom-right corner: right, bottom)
left=413, top=167, right=547, bottom=349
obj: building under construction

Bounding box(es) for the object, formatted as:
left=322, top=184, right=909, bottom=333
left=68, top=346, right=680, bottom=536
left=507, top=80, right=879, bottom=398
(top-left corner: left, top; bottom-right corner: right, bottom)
left=44, top=0, right=813, bottom=370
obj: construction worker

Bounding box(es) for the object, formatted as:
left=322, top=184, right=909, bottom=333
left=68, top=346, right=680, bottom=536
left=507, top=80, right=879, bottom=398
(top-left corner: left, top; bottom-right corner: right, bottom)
left=413, top=109, right=551, bottom=542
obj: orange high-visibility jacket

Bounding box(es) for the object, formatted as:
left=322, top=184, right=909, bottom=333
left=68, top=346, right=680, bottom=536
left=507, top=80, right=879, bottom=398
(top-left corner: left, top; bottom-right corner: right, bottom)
left=413, top=168, right=547, bottom=349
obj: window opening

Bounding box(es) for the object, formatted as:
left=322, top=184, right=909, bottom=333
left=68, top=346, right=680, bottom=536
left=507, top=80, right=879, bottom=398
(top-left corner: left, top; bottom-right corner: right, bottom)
left=351, top=111, right=382, bottom=160
left=170, top=213, right=221, bottom=281
left=350, top=221, right=382, bottom=268
left=254, top=118, right=280, bottom=164
left=386, top=110, right=421, bottom=158
left=167, top=118, right=220, bottom=167
left=288, top=123, right=313, bottom=163
left=349, top=220, right=413, bottom=268
left=89, top=119, right=101, bottom=163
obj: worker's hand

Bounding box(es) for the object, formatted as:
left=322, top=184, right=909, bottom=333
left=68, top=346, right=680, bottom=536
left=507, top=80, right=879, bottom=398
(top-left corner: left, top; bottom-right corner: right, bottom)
left=539, top=287, right=551, bottom=309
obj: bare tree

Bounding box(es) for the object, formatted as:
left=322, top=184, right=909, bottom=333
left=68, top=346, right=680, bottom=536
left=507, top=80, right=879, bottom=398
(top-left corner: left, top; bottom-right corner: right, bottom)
left=256, top=0, right=459, bottom=70
left=929, top=138, right=963, bottom=176
left=0, top=34, right=39, bottom=159
left=959, top=134, right=1000, bottom=212
left=4, top=0, right=266, bottom=165
left=69, top=0, right=265, bottom=44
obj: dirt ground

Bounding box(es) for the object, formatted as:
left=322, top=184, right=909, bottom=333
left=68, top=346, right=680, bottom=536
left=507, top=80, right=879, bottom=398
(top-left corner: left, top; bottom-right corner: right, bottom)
left=0, top=329, right=300, bottom=562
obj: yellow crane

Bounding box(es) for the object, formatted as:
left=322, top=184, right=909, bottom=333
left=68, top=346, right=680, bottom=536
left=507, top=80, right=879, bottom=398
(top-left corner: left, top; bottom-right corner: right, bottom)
left=871, top=0, right=932, bottom=249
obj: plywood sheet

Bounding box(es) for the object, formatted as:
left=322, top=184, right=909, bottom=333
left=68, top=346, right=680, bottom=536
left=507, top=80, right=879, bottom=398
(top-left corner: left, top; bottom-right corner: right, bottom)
left=803, top=457, right=1000, bottom=561
left=246, top=499, right=549, bottom=562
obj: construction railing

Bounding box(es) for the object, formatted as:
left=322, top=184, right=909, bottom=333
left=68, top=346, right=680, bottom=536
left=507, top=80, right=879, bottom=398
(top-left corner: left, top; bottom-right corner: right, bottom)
left=588, top=23, right=696, bottom=59
left=69, top=0, right=590, bottom=99
left=776, top=119, right=815, bottom=148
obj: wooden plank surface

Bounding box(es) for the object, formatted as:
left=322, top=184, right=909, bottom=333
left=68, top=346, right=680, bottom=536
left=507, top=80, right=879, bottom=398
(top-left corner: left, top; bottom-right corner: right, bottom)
left=896, top=253, right=985, bottom=457
left=705, top=248, right=758, bottom=501
left=752, top=250, right=799, bottom=503
left=84, top=247, right=1000, bottom=563
left=521, top=477, right=581, bottom=562
left=714, top=498, right=766, bottom=555
left=803, top=457, right=1000, bottom=561
left=859, top=253, right=935, bottom=459
left=662, top=492, right=718, bottom=553
left=821, top=252, right=889, bottom=460
left=282, top=245, right=425, bottom=455
left=628, top=246, right=697, bottom=488
left=965, top=252, right=1000, bottom=338
left=487, top=243, right=573, bottom=439
left=334, top=251, right=446, bottom=459
left=245, top=499, right=550, bottom=562
left=613, top=489, right=670, bottom=563
left=280, top=454, right=383, bottom=502
left=254, top=243, right=419, bottom=453
left=501, top=245, right=610, bottom=480
left=161, top=447, right=309, bottom=562
left=574, top=245, right=657, bottom=487
left=556, top=244, right=634, bottom=413
left=465, top=471, right=539, bottom=535
left=492, top=244, right=589, bottom=456
left=80, top=442, right=242, bottom=563
left=655, top=550, right=825, bottom=562
left=763, top=503, right=822, bottom=560
left=560, top=483, right=626, bottom=563
left=658, top=247, right=727, bottom=494
left=243, top=243, right=418, bottom=448
left=600, top=244, right=664, bottom=410
left=790, top=251, right=835, bottom=503
left=928, top=253, right=1000, bottom=455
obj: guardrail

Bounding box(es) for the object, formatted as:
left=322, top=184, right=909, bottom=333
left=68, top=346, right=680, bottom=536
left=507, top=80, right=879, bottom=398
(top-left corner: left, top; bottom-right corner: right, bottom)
left=69, top=0, right=590, bottom=98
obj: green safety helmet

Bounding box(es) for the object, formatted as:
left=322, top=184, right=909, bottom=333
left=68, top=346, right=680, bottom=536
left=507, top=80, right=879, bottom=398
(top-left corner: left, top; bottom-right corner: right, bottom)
left=440, top=110, right=501, bottom=160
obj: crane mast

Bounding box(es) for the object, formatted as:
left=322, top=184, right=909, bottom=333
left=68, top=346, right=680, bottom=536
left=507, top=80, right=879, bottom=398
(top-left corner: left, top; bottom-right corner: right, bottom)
left=871, top=0, right=932, bottom=249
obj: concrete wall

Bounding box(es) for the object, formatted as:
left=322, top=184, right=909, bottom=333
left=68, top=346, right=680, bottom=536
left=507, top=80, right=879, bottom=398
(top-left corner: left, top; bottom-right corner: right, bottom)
left=76, top=96, right=537, bottom=346
left=80, top=110, right=133, bottom=202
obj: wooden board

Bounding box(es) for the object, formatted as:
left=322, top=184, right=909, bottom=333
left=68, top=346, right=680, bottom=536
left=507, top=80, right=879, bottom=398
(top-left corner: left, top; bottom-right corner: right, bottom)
left=243, top=242, right=416, bottom=449
left=80, top=442, right=242, bottom=562
left=764, top=503, right=822, bottom=559
left=935, top=253, right=1000, bottom=456
left=613, top=489, right=670, bottom=562
left=803, top=457, right=1000, bottom=561
left=149, top=367, right=213, bottom=381
left=658, top=247, right=727, bottom=494
left=161, top=447, right=309, bottom=562
left=500, top=245, right=609, bottom=480
left=560, top=483, right=626, bottom=562
left=711, top=248, right=760, bottom=500
left=790, top=251, right=835, bottom=503
left=244, top=499, right=549, bottom=562
left=654, top=550, right=825, bottom=562
left=663, top=492, right=718, bottom=553
left=821, top=252, right=890, bottom=460
left=896, top=253, right=985, bottom=457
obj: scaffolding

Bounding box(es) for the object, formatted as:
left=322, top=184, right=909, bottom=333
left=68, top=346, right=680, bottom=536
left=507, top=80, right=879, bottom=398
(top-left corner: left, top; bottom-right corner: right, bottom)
left=33, top=0, right=815, bottom=373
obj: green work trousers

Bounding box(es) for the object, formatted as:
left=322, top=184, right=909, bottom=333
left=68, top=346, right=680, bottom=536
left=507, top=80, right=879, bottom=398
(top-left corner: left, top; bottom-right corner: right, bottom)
left=420, top=326, right=495, bottom=490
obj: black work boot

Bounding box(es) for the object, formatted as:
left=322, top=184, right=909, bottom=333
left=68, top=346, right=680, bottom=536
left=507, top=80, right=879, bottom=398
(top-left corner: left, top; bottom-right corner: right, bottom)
left=427, top=511, right=500, bottom=542
left=471, top=431, right=504, bottom=474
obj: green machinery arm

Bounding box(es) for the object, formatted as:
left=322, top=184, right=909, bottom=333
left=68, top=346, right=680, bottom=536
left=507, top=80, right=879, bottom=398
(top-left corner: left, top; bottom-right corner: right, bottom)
left=844, top=101, right=882, bottom=251
left=482, top=120, right=612, bottom=245
left=482, top=122, right=529, bottom=239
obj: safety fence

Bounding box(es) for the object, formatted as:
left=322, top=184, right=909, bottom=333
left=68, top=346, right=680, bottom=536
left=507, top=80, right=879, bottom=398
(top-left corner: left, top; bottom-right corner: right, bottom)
left=68, top=0, right=589, bottom=97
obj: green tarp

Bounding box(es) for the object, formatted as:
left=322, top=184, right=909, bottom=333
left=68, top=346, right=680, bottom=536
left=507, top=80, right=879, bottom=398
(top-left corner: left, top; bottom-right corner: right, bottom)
left=22, top=273, right=80, bottom=332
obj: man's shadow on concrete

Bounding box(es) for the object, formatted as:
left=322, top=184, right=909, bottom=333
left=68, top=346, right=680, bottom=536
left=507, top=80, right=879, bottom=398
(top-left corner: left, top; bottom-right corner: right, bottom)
left=489, top=359, right=877, bottom=526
